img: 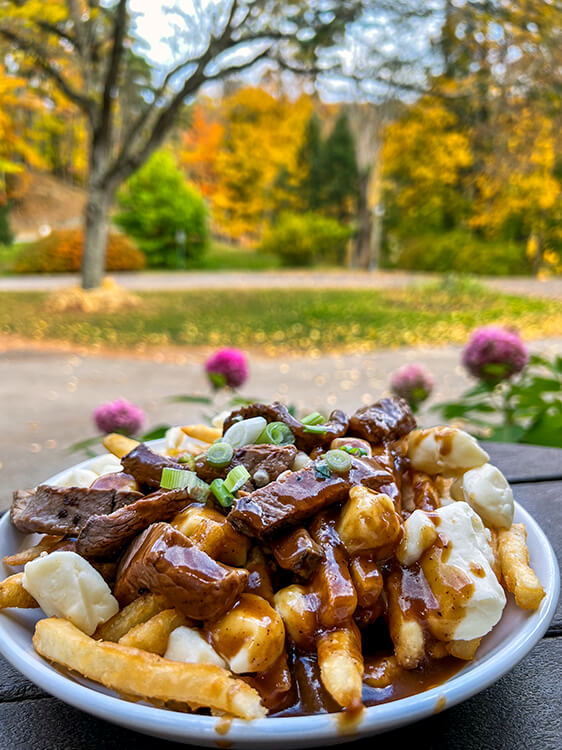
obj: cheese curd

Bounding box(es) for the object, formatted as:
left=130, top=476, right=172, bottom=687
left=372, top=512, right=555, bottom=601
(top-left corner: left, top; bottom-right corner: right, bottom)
left=396, top=509, right=438, bottom=566
left=52, top=453, right=122, bottom=488
left=164, top=626, right=226, bottom=668
left=22, top=551, right=118, bottom=635
left=164, top=426, right=191, bottom=455
left=408, top=426, right=489, bottom=476
left=450, top=463, right=514, bottom=529
left=422, top=502, right=506, bottom=641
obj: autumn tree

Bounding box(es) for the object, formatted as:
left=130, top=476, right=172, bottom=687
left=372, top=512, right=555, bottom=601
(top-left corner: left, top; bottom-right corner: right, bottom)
left=0, top=0, right=368, bottom=288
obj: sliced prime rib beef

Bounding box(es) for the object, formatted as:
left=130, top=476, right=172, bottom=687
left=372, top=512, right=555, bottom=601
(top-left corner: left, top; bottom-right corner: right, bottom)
left=76, top=487, right=193, bottom=560
left=228, top=455, right=398, bottom=540
left=348, top=397, right=416, bottom=444
left=121, top=443, right=180, bottom=488
left=10, top=485, right=142, bottom=536
left=114, top=522, right=248, bottom=620
left=194, top=443, right=298, bottom=487
left=222, top=402, right=349, bottom=452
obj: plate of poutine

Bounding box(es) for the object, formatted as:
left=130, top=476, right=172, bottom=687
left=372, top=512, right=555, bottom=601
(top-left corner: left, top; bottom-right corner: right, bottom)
left=0, top=397, right=559, bottom=748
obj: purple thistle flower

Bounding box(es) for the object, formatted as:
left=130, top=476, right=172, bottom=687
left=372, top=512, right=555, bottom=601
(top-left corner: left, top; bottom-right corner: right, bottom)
left=462, top=326, right=529, bottom=383
left=205, top=347, right=249, bottom=390
left=93, top=398, right=145, bottom=435
left=390, top=363, right=434, bottom=411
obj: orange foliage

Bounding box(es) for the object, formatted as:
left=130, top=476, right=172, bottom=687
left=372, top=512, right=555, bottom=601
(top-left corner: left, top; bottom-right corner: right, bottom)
left=14, top=230, right=146, bottom=273
left=180, top=104, right=224, bottom=198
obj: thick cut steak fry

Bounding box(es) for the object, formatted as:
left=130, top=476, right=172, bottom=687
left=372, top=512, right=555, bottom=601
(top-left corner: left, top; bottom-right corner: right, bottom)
left=114, top=522, right=248, bottom=620
left=76, top=488, right=192, bottom=560
left=11, top=485, right=141, bottom=536
left=348, top=397, right=416, bottom=444
left=228, top=456, right=397, bottom=539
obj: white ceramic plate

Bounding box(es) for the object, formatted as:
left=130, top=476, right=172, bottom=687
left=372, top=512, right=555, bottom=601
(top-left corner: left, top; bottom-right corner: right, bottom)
left=0, top=450, right=559, bottom=749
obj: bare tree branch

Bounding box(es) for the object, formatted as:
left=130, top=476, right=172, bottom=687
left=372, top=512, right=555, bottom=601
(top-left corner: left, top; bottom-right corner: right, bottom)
left=0, top=26, right=95, bottom=119
left=98, top=0, right=128, bottom=141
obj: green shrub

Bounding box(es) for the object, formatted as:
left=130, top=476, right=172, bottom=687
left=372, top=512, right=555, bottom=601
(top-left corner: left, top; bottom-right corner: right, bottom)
left=385, top=230, right=531, bottom=276
left=13, top=229, right=145, bottom=273
left=260, top=212, right=353, bottom=267
left=115, top=151, right=209, bottom=268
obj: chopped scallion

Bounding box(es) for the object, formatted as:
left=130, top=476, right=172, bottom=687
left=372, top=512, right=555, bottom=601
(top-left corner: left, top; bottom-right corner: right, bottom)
left=340, top=444, right=368, bottom=457
left=302, top=424, right=327, bottom=435
left=224, top=465, right=251, bottom=493
left=210, top=478, right=235, bottom=509
left=206, top=441, right=234, bottom=468
left=301, top=411, right=325, bottom=426
left=256, top=421, right=295, bottom=446
left=325, top=449, right=352, bottom=473
left=315, top=462, right=332, bottom=480
left=160, top=467, right=210, bottom=502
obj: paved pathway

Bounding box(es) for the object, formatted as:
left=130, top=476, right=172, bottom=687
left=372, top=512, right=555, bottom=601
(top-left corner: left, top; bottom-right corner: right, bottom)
left=0, top=270, right=560, bottom=298
left=1, top=337, right=561, bottom=510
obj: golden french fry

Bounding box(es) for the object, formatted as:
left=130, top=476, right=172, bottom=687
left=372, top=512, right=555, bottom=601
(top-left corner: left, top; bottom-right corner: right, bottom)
left=0, top=572, right=39, bottom=609
left=181, top=424, right=222, bottom=443
left=33, top=618, right=266, bottom=719
left=102, top=433, right=139, bottom=459
left=118, top=609, right=188, bottom=656
left=498, top=523, right=545, bottom=611
left=363, top=655, right=401, bottom=688
left=445, top=638, right=481, bottom=660
left=172, top=506, right=250, bottom=567
left=94, top=593, right=166, bottom=642
left=3, top=535, right=64, bottom=567
left=316, top=625, right=363, bottom=710
left=386, top=569, right=425, bottom=669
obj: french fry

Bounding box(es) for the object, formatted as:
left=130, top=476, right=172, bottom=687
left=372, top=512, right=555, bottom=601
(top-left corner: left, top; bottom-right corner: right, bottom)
left=0, top=572, right=39, bottom=609
left=3, top=535, right=64, bottom=567
left=363, top=655, right=401, bottom=688
left=33, top=618, right=266, bottom=719
left=386, top=569, right=425, bottom=669
left=102, top=433, right=139, bottom=459
left=118, top=609, right=188, bottom=655
left=498, top=523, right=545, bottom=610
left=316, top=625, right=363, bottom=710
left=94, top=593, right=166, bottom=642
left=445, top=638, right=481, bottom=660
left=181, top=424, right=222, bottom=443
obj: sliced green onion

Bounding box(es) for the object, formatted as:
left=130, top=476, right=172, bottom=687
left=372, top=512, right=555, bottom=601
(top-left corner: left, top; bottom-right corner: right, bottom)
left=224, top=465, right=251, bottom=493
left=160, top=467, right=210, bottom=502
left=206, top=441, right=234, bottom=468
left=210, top=478, right=235, bottom=509
left=301, top=411, right=325, bottom=426
left=324, top=449, right=352, bottom=473
left=340, top=444, right=368, bottom=457
left=303, top=424, right=327, bottom=435
left=315, top=462, right=332, bottom=480
left=256, top=421, right=296, bottom=446
left=177, top=454, right=195, bottom=468
left=223, top=417, right=267, bottom=449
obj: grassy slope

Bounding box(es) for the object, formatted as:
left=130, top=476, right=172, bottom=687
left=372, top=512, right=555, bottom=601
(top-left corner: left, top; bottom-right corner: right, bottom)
left=0, top=281, right=560, bottom=354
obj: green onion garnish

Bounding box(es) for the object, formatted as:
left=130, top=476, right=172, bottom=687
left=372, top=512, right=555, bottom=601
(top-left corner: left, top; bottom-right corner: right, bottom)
left=315, top=462, right=332, bottom=480
left=324, top=449, right=352, bottom=473
left=303, top=424, right=328, bottom=435
left=301, top=411, right=325, bottom=426
left=224, top=465, right=251, bottom=493
left=340, top=444, right=368, bottom=457
left=160, top=467, right=210, bottom=501
left=223, top=416, right=267, bottom=448
left=206, top=441, right=234, bottom=468
left=210, top=478, right=235, bottom=509
left=177, top=454, right=195, bottom=468
left=256, top=421, right=296, bottom=446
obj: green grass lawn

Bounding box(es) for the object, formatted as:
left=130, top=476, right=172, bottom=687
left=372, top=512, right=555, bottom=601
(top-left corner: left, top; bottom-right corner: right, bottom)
left=0, top=279, right=560, bottom=353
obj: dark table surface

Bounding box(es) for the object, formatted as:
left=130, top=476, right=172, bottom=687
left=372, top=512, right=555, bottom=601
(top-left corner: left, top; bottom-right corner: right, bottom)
left=1, top=442, right=561, bottom=750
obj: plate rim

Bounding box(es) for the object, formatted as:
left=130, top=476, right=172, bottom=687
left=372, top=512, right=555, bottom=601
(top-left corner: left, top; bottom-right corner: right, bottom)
left=0, top=449, right=559, bottom=746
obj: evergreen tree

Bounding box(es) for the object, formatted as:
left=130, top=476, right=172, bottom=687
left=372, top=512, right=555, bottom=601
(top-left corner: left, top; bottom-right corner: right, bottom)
left=298, top=114, right=325, bottom=211
left=322, top=112, right=360, bottom=222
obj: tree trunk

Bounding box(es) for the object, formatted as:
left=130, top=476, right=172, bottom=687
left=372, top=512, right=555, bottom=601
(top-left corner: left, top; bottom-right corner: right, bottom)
left=352, top=171, right=372, bottom=269
left=82, top=184, right=111, bottom=289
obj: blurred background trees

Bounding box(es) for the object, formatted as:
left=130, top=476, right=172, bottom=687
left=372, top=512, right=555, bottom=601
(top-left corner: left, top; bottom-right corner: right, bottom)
left=0, top=0, right=559, bottom=278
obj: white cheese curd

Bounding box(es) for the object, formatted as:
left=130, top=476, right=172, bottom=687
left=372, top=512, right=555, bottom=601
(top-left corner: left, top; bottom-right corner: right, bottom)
left=397, top=509, right=438, bottom=566
left=451, top=463, right=514, bottom=529
left=423, top=502, right=506, bottom=640
left=164, top=626, right=226, bottom=668
left=408, top=427, right=489, bottom=476
left=211, top=410, right=231, bottom=431
left=87, top=453, right=122, bottom=475
left=164, top=426, right=191, bottom=455
left=22, top=551, right=118, bottom=635
left=52, top=467, right=99, bottom=488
